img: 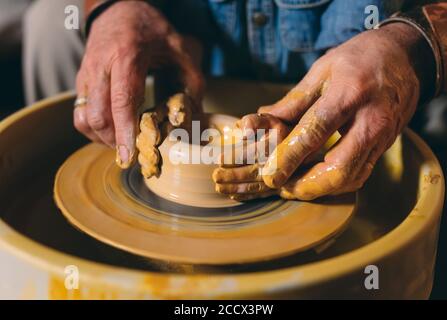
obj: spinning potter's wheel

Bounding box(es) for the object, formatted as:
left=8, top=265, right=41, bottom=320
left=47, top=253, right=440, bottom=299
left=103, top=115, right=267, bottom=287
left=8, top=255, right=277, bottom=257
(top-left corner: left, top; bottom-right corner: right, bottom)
left=55, top=112, right=356, bottom=265
left=55, top=142, right=355, bottom=265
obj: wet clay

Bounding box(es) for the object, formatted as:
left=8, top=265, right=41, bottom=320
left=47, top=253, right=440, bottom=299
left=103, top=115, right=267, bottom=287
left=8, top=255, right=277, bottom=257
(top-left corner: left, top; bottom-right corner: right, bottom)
left=144, top=113, right=241, bottom=208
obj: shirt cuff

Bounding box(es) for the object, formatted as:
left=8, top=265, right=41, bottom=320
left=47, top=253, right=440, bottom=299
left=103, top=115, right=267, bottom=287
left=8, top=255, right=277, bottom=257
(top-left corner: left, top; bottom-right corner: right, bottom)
left=84, top=0, right=162, bottom=38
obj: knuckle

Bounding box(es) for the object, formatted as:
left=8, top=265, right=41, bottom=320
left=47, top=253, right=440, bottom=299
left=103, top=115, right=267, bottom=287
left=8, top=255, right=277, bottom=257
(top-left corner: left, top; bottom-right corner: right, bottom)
left=151, top=21, right=171, bottom=38
left=365, top=113, right=393, bottom=142
left=294, top=188, right=319, bottom=201
left=115, top=45, right=135, bottom=61
left=111, top=91, right=133, bottom=111
left=309, top=57, right=327, bottom=73
left=87, top=112, right=109, bottom=132
left=331, top=79, right=367, bottom=106
left=329, top=165, right=351, bottom=189
left=73, top=109, right=88, bottom=131
left=334, top=173, right=350, bottom=188
left=332, top=54, right=354, bottom=70
left=84, top=57, right=97, bottom=69
left=113, top=41, right=142, bottom=63
left=351, top=176, right=368, bottom=191
left=73, top=117, right=87, bottom=133
left=83, top=57, right=102, bottom=74
left=240, top=115, right=257, bottom=130
left=297, top=129, right=324, bottom=153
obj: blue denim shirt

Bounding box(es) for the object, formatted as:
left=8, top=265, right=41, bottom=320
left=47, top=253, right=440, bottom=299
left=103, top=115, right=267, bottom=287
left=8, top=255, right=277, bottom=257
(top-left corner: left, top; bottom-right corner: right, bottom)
left=166, top=0, right=403, bottom=81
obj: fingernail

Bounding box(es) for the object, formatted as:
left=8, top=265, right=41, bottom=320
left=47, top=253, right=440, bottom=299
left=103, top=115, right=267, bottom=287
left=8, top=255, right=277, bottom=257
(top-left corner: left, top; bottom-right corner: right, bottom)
left=116, top=145, right=130, bottom=168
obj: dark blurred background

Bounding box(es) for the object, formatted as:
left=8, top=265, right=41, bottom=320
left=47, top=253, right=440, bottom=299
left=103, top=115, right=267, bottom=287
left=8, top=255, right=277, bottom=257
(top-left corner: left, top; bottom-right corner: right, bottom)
left=0, top=1, right=30, bottom=118
left=0, top=0, right=445, bottom=299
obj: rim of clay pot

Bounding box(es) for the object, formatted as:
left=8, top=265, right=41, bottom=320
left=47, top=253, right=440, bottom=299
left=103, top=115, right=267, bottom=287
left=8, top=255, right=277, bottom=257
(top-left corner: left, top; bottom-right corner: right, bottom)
left=144, top=112, right=241, bottom=208
left=0, top=92, right=444, bottom=298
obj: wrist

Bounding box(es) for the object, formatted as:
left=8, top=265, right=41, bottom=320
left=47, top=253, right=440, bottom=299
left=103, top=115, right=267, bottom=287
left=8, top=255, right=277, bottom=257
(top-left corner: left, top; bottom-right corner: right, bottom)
left=84, top=0, right=159, bottom=38
left=380, top=22, right=436, bottom=104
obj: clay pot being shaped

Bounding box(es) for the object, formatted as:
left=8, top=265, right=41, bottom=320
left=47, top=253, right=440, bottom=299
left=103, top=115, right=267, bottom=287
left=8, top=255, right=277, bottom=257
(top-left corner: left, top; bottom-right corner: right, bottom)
left=144, top=113, right=241, bottom=208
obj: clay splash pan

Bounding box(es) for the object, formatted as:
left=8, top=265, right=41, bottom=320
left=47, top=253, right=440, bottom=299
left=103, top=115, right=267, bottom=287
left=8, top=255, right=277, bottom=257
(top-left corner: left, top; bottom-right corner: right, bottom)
left=54, top=115, right=356, bottom=265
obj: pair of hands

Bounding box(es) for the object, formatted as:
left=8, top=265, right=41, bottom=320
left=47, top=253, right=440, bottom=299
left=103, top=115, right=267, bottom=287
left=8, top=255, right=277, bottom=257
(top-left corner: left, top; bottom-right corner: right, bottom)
left=75, top=1, right=425, bottom=201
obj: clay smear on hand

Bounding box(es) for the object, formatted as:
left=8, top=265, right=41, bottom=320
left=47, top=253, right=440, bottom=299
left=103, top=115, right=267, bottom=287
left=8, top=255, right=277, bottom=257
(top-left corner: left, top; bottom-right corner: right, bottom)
left=136, top=93, right=193, bottom=178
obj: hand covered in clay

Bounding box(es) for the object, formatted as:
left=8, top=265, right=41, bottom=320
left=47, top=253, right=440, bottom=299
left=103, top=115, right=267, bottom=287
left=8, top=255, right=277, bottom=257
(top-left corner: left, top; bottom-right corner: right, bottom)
left=217, top=23, right=434, bottom=201
left=212, top=113, right=290, bottom=201
left=74, top=1, right=204, bottom=168
left=137, top=93, right=196, bottom=178
left=212, top=113, right=332, bottom=200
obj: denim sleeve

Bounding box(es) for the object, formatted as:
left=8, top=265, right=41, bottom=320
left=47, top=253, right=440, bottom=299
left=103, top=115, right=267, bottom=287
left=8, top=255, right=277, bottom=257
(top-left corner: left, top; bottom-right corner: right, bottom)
left=315, top=0, right=405, bottom=50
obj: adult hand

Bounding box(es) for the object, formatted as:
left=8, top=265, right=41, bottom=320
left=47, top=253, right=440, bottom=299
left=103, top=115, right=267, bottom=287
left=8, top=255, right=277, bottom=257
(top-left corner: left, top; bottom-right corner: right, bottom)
left=217, top=23, right=434, bottom=201
left=262, top=23, right=432, bottom=200
left=212, top=113, right=332, bottom=200
left=212, top=113, right=290, bottom=201
left=74, top=1, right=204, bottom=168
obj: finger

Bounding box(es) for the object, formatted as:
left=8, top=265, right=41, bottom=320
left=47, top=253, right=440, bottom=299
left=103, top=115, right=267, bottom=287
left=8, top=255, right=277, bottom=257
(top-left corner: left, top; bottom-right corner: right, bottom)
left=166, top=92, right=193, bottom=127
left=138, top=147, right=161, bottom=178
left=212, top=164, right=262, bottom=184
left=74, top=70, right=101, bottom=142
left=229, top=190, right=278, bottom=202
left=219, top=114, right=290, bottom=167
left=279, top=162, right=346, bottom=201
left=138, top=112, right=162, bottom=146
left=219, top=139, right=277, bottom=167
left=262, top=86, right=356, bottom=189
left=332, top=144, right=382, bottom=195
left=257, top=64, right=328, bottom=123
left=136, top=112, right=163, bottom=178
left=219, top=140, right=257, bottom=167
left=215, top=182, right=271, bottom=194
left=85, top=68, right=115, bottom=147
left=110, top=60, right=146, bottom=169
left=167, top=34, right=205, bottom=108
left=73, top=105, right=101, bottom=143
left=300, top=130, right=341, bottom=166
left=280, top=112, right=381, bottom=200
left=235, top=113, right=290, bottom=139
